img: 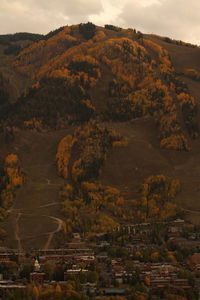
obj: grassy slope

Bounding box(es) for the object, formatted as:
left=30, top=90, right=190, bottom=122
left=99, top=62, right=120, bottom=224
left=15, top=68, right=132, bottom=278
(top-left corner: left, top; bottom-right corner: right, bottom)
left=101, top=36, right=200, bottom=223
left=1, top=128, right=73, bottom=250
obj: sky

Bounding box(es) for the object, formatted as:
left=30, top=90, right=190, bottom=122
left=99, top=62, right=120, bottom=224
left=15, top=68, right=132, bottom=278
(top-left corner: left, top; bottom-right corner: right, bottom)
left=0, top=0, right=200, bottom=45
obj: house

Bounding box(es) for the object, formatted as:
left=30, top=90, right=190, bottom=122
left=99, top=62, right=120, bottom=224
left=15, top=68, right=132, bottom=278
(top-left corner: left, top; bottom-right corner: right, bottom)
left=172, top=219, right=185, bottom=225
left=30, top=259, right=45, bottom=285
left=150, top=277, right=191, bottom=291
left=82, top=282, right=97, bottom=295
left=189, top=253, right=200, bottom=274
left=168, top=237, right=200, bottom=250
left=64, top=267, right=88, bottom=280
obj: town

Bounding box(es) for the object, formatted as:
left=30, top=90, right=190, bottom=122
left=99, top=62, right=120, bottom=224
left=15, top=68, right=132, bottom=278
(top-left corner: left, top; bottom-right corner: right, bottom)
left=0, top=217, right=200, bottom=299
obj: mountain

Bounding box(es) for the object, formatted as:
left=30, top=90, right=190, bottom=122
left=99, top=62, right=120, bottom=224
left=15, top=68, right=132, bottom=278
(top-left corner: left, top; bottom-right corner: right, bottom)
left=0, top=23, right=200, bottom=250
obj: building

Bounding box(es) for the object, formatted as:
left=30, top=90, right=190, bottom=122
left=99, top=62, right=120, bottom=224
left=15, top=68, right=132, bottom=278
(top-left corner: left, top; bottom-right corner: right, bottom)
left=30, top=272, right=46, bottom=285
left=30, top=259, right=45, bottom=285
left=102, top=288, right=125, bottom=296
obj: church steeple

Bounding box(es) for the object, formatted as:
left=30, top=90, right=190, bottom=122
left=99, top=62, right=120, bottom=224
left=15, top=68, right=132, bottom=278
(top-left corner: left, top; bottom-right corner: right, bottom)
left=34, top=259, right=40, bottom=272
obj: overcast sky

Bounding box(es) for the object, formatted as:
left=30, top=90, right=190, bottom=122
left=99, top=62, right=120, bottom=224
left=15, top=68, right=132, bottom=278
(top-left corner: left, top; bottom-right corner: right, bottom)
left=0, top=0, right=200, bottom=45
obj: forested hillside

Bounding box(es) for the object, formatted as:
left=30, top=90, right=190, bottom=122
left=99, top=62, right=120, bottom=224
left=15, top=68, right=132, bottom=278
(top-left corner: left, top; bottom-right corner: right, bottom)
left=0, top=23, right=200, bottom=249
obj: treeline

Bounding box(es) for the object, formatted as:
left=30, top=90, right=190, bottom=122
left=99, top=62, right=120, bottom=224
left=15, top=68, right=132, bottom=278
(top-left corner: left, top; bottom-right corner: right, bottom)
left=56, top=121, right=125, bottom=234
left=104, top=24, right=122, bottom=32
left=2, top=282, right=89, bottom=300
left=0, top=74, right=9, bottom=105
left=3, top=23, right=198, bottom=151
left=4, top=44, right=22, bottom=55
left=0, top=154, right=24, bottom=215
left=79, top=22, right=96, bottom=40
left=135, top=174, right=180, bottom=222
left=56, top=121, right=121, bottom=182
left=103, top=38, right=199, bottom=150
left=0, top=154, right=24, bottom=240
left=56, top=121, right=181, bottom=234
left=0, top=32, right=43, bottom=45
left=4, top=52, right=103, bottom=128
left=162, top=36, right=198, bottom=48
left=44, top=26, right=65, bottom=40
left=1, top=32, right=44, bottom=56
left=1, top=77, right=95, bottom=128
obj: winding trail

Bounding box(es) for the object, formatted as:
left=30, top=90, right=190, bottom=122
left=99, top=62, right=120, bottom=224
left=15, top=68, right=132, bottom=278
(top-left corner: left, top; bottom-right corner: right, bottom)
left=13, top=210, right=63, bottom=252
left=15, top=213, right=23, bottom=253
left=43, top=216, right=63, bottom=250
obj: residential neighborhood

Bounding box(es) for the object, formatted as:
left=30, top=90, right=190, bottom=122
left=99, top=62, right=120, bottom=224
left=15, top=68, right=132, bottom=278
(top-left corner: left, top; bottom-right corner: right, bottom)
left=0, top=218, right=199, bottom=299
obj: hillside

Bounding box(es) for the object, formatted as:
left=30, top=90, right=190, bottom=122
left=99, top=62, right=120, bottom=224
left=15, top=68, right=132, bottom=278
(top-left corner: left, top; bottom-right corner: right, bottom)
left=0, top=23, right=200, bottom=250
left=1, top=129, right=70, bottom=250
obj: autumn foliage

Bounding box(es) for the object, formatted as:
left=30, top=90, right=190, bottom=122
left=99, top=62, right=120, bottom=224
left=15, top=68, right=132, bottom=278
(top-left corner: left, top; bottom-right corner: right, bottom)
left=2, top=154, right=24, bottom=208
left=0, top=24, right=196, bottom=151
left=56, top=121, right=121, bottom=182
left=56, top=122, right=125, bottom=233
left=56, top=135, right=77, bottom=179
left=56, top=119, right=183, bottom=232
left=0, top=154, right=24, bottom=232
left=138, top=174, right=180, bottom=221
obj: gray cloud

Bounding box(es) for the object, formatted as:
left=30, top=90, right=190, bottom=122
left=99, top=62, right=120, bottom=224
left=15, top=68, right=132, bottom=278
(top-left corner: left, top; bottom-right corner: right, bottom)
left=32, top=0, right=103, bottom=20
left=118, top=0, right=200, bottom=44
left=0, top=0, right=103, bottom=34
left=0, top=0, right=199, bottom=45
